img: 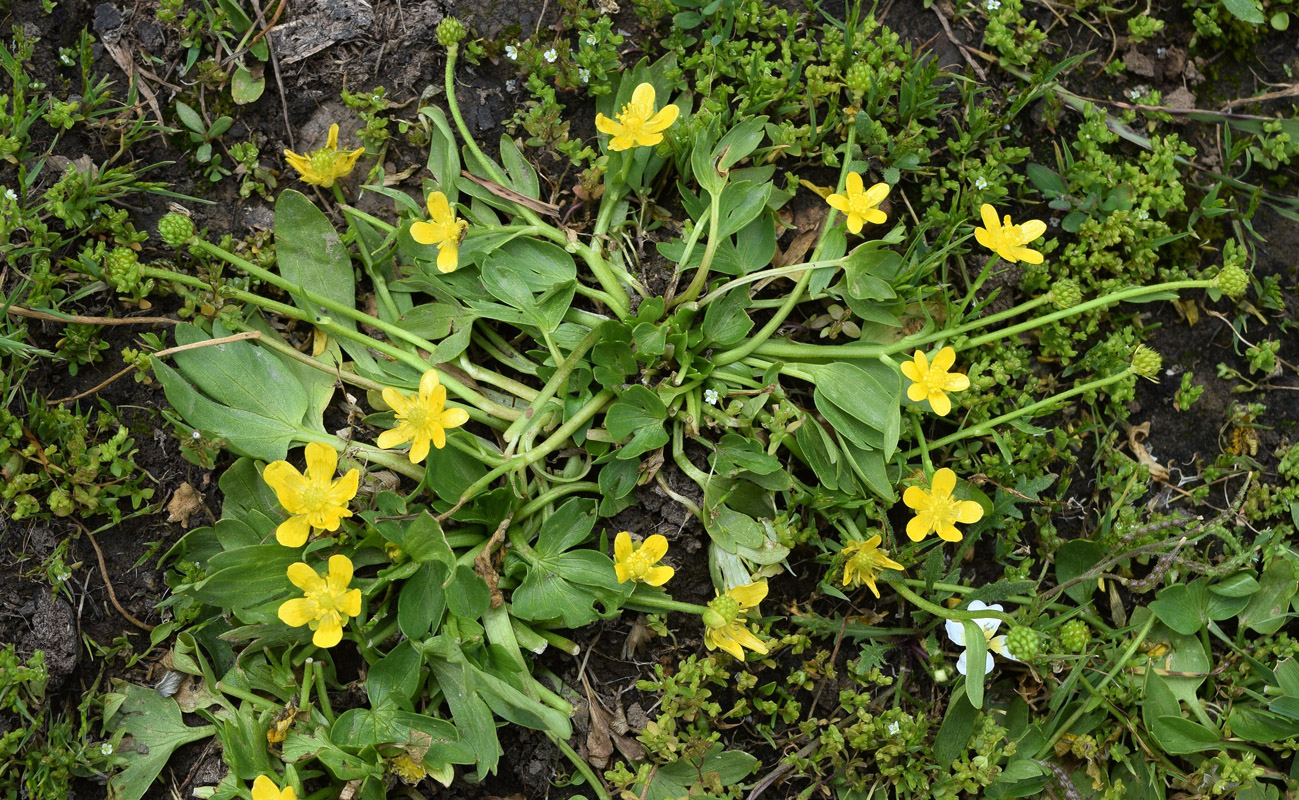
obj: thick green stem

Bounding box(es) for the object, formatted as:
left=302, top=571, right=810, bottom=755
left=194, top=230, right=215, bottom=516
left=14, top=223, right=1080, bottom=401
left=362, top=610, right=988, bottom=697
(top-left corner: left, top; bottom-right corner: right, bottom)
left=910, top=368, right=1133, bottom=456
left=887, top=580, right=1017, bottom=627
left=623, top=592, right=710, bottom=617
left=695, top=258, right=846, bottom=308
left=675, top=188, right=723, bottom=306
left=504, top=323, right=605, bottom=443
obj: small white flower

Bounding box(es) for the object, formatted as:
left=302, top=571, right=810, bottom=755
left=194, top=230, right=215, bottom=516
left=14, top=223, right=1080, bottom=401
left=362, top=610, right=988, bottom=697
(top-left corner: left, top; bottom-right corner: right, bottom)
left=505, top=79, right=517, bottom=92
left=1136, top=209, right=1149, bottom=221
left=585, top=34, right=598, bottom=45
left=1049, top=216, right=1060, bottom=228
left=974, top=176, right=988, bottom=190
left=543, top=48, right=557, bottom=63
left=704, top=388, right=720, bottom=406
left=887, top=721, right=900, bottom=736
left=578, top=68, right=590, bottom=84
left=3, top=187, right=15, bottom=202
left=505, top=44, right=519, bottom=60
left=985, top=0, right=1000, bottom=9
left=101, top=743, right=114, bottom=756
left=191, top=430, right=202, bottom=439
left=1156, top=47, right=1167, bottom=58
left=944, top=600, right=1019, bottom=676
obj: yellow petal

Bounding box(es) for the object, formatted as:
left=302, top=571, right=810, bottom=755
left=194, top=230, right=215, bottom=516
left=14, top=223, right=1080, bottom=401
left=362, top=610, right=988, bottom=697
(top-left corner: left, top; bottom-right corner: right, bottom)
left=252, top=775, right=284, bottom=800
left=902, top=485, right=928, bottom=511
left=429, top=424, right=447, bottom=451
left=974, top=226, right=996, bottom=250
left=286, top=562, right=323, bottom=592
left=630, top=82, right=656, bottom=108
left=899, top=360, right=921, bottom=383
left=645, top=103, right=680, bottom=133
left=641, top=534, right=669, bottom=562
left=615, top=563, right=632, bottom=583
left=325, top=124, right=340, bottom=150
left=728, top=624, right=769, bottom=655
left=426, top=191, right=451, bottom=224
left=825, top=193, right=850, bottom=214
left=937, top=522, right=964, bottom=543
left=906, top=382, right=929, bottom=404
left=945, top=373, right=971, bottom=392
left=341, top=588, right=362, bottom=618
left=278, top=598, right=316, bottom=628
left=327, top=469, right=360, bottom=508
left=408, top=433, right=431, bottom=464
left=956, top=499, right=985, bottom=524
left=860, top=208, right=887, bottom=226
left=381, top=387, right=412, bottom=414
left=327, top=554, right=354, bottom=590
left=979, top=204, right=1000, bottom=233
left=706, top=628, right=744, bottom=660
left=845, top=213, right=864, bottom=235
left=644, top=565, right=675, bottom=586
left=1019, top=219, right=1047, bottom=242
left=845, top=171, right=864, bottom=196
left=437, top=242, right=459, bottom=273
left=313, top=618, right=344, bottom=648
left=304, top=442, right=338, bottom=481
left=932, top=346, right=956, bottom=372
left=275, top=515, right=312, bottom=548
left=263, top=461, right=309, bottom=508
left=906, top=514, right=932, bottom=542
left=863, top=182, right=891, bottom=206
left=1012, top=246, right=1044, bottom=265
left=929, top=391, right=952, bottom=416
left=410, top=219, right=438, bottom=246
left=931, top=468, right=957, bottom=497
left=730, top=580, right=768, bottom=609
left=614, top=531, right=633, bottom=561
left=441, top=407, right=470, bottom=429
left=862, top=575, right=881, bottom=599
left=377, top=426, right=410, bottom=450
left=594, top=112, right=620, bottom=136
left=419, top=369, right=441, bottom=399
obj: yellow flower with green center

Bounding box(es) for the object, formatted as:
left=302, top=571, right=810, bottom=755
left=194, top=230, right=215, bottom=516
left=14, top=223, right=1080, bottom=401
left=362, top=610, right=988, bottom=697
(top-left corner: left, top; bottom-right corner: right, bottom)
left=840, top=535, right=904, bottom=598
left=900, top=346, right=970, bottom=417
left=595, top=82, right=680, bottom=151
left=262, top=442, right=360, bottom=548
left=613, top=531, right=674, bottom=586
left=410, top=191, right=468, bottom=274
left=282, top=124, right=365, bottom=188
left=702, top=580, right=769, bottom=660
left=973, top=203, right=1047, bottom=264
left=251, top=776, right=296, bottom=800
left=902, top=468, right=984, bottom=543
left=376, top=369, right=470, bottom=464
left=825, top=171, right=890, bottom=234
left=277, top=554, right=362, bottom=649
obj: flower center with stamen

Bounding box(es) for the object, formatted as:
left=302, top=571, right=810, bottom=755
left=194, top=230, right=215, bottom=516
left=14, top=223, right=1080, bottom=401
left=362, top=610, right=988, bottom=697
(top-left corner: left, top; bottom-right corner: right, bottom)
left=926, top=492, right=961, bottom=530
left=402, top=404, right=431, bottom=431
left=625, top=547, right=657, bottom=579
left=617, top=99, right=651, bottom=135
left=707, top=594, right=739, bottom=627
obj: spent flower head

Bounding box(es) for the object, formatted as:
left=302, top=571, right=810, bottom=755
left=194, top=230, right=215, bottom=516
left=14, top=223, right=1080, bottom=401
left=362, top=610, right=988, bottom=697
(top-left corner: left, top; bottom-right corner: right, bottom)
left=973, top=203, right=1047, bottom=264
left=900, top=346, right=969, bottom=416
left=263, top=442, right=360, bottom=547
left=595, top=83, right=679, bottom=151
left=825, top=172, right=889, bottom=234
left=1130, top=345, right=1163, bottom=380
left=410, top=191, right=468, bottom=273
left=840, top=535, right=904, bottom=598
left=613, top=532, right=674, bottom=586
left=945, top=600, right=1019, bottom=676
left=702, top=581, right=769, bottom=660
left=377, top=369, right=470, bottom=464
left=252, top=776, right=297, bottom=800
left=283, top=124, right=365, bottom=188
left=902, top=468, right=983, bottom=543
left=278, top=554, right=362, bottom=649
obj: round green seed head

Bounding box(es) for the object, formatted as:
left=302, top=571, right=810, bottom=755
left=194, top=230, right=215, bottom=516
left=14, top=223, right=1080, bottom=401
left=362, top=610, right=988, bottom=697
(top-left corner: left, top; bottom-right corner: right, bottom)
left=1215, top=263, right=1248, bottom=299
left=157, top=212, right=195, bottom=247
left=436, top=16, right=467, bottom=47
left=1049, top=278, right=1082, bottom=310
left=1130, top=345, right=1163, bottom=380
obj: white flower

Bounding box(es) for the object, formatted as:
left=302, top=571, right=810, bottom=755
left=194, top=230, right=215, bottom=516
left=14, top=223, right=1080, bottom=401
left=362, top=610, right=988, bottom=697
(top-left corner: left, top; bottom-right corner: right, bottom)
left=974, top=176, right=988, bottom=190
left=505, top=44, right=519, bottom=60
left=985, top=0, right=1000, bottom=9
left=704, top=388, right=720, bottom=406
left=191, top=430, right=202, bottom=440
left=101, top=743, right=114, bottom=756
left=3, top=187, right=15, bottom=202
left=585, top=34, right=598, bottom=45
left=54, top=570, right=71, bottom=582
left=1156, top=47, right=1167, bottom=58
left=887, top=721, right=900, bottom=736
left=543, top=48, right=557, bottom=63
left=578, top=68, right=590, bottom=84
left=506, top=79, right=517, bottom=92
left=1136, top=209, right=1149, bottom=221
left=1049, top=216, right=1060, bottom=228
left=944, top=600, right=1019, bottom=676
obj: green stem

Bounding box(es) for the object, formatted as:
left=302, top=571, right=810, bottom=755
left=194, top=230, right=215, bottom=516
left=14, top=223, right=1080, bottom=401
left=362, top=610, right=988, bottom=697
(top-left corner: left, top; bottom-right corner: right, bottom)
left=514, top=482, right=601, bottom=520
left=910, top=368, right=1133, bottom=456
left=504, top=323, right=605, bottom=443
left=216, top=681, right=278, bottom=712
left=695, top=259, right=846, bottom=308
left=675, top=188, right=723, bottom=306
left=312, top=660, right=336, bottom=725
left=624, top=592, right=710, bottom=617
left=551, top=735, right=612, bottom=800
left=887, top=580, right=1017, bottom=627
left=911, top=413, right=933, bottom=478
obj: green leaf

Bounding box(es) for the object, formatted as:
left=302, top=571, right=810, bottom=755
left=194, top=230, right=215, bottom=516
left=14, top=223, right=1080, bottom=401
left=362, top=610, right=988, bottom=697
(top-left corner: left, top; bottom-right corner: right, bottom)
left=498, top=134, right=540, bottom=199
left=1150, top=582, right=1208, bottom=634
left=533, top=498, right=597, bottom=556
left=637, top=745, right=758, bottom=800
left=174, top=101, right=204, bottom=133
left=1151, top=716, right=1220, bottom=753
left=510, top=500, right=628, bottom=626
left=367, top=641, right=422, bottom=708
left=840, top=440, right=895, bottom=502
left=604, top=385, right=669, bottom=459
left=231, top=64, right=265, bottom=104
left=809, top=362, right=901, bottom=457
left=423, top=643, right=501, bottom=780
left=1227, top=707, right=1299, bottom=743
left=399, top=561, right=448, bottom=639
left=701, top=289, right=753, bottom=348
left=105, top=681, right=217, bottom=800
left=1026, top=163, right=1067, bottom=197
left=1223, top=0, right=1266, bottom=24
left=420, top=105, right=461, bottom=194
left=445, top=564, right=491, bottom=620
left=1054, top=539, right=1106, bottom=605
left=934, top=685, right=977, bottom=767
left=713, top=116, right=767, bottom=170
left=963, top=620, right=988, bottom=709
left=1240, top=558, right=1296, bottom=634
left=841, top=244, right=902, bottom=301
left=275, top=191, right=359, bottom=337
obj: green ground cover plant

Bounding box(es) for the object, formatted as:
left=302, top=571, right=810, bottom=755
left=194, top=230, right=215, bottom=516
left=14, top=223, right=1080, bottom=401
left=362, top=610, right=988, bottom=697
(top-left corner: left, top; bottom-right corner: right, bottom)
left=2, top=0, right=1298, bottom=798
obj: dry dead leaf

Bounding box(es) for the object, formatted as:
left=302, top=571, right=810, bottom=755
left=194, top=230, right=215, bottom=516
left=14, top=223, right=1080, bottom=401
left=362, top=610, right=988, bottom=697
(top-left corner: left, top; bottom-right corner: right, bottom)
left=1127, top=422, right=1170, bottom=482
left=166, top=482, right=204, bottom=528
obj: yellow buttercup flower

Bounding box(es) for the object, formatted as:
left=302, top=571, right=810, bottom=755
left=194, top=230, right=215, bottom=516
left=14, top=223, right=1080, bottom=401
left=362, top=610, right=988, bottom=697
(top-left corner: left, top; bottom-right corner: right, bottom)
left=278, top=554, right=362, bottom=649
left=900, top=346, right=970, bottom=417
left=376, top=369, right=470, bottom=464
left=282, top=123, right=365, bottom=188
left=263, top=442, right=360, bottom=548
left=595, top=82, right=679, bottom=151
left=702, top=581, right=769, bottom=660
left=973, top=204, right=1047, bottom=264
left=613, top=531, right=674, bottom=586
left=841, top=535, right=905, bottom=598
left=902, top=468, right=984, bottom=543
left=410, top=191, right=468, bottom=274
left=826, top=172, right=890, bottom=234
left=252, top=776, right=296, bottom=800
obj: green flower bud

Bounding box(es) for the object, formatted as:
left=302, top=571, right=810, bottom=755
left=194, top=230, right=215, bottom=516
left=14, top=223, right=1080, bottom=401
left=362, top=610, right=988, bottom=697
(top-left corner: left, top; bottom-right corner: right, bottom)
left=1060, top=619, right=1089, bottom=652
left=1214, top=263, right=1248, bottom=299
left=1130, top=345, right=1162, bottom=381
left=845, top=63, right=872, bottom=98
left=436, top=16, right=467, bottom=47
left=1005, top=626, right=1039, bottom=661
left=157, top=212, right=195, bottom=247
left=1048, top=278, right=1082, bottom=310
left=104, top=247, right=140, bottom=292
